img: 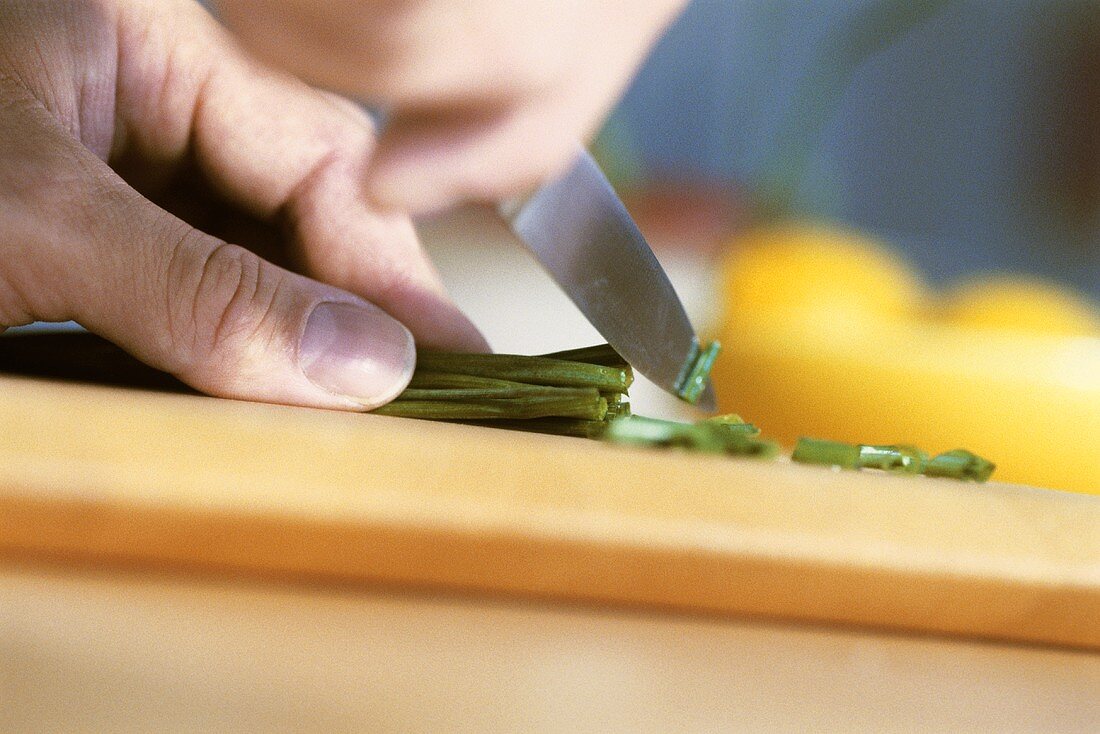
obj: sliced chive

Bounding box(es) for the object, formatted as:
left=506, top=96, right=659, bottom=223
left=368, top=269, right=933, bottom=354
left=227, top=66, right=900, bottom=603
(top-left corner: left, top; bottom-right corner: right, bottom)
left=541, top=344, right=628, bottom=367
left=721, top=432, right=781, bottom=458
left=604, top=402, right=631, bottom=420
left=415, top=351, right=631, bottom=392
left=924, top=449, right=996, bottom=482
left=675, top=340, right=721, bottom=404
left=704, top=413, right=747, bottom=425
left=603, top=415, right=704, bottom=447
left=857, top=444, right=927, bottom=474
left=792, top=437, right=861, bottom=468
left=603, top=415, right=778, bottom=458
left=703, top=414, right=762, bottom=437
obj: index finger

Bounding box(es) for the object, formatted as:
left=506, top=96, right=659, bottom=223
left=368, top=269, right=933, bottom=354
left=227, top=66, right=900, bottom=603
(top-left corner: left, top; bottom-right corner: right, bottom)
left=115, top=0, right=487, bottom=352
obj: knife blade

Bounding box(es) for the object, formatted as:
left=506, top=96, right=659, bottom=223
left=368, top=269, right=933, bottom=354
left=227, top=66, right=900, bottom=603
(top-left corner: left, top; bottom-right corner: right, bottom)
left=500, top=148, right=716, bottom=411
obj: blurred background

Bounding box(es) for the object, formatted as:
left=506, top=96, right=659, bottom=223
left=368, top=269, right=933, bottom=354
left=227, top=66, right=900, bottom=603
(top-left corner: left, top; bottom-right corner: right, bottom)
left=596, top=0, right=1099, bottom=296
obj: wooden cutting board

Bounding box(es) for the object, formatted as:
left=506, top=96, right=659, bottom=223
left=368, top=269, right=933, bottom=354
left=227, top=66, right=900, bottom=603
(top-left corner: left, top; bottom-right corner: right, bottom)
left=1, top=374, right=1097, bottom=650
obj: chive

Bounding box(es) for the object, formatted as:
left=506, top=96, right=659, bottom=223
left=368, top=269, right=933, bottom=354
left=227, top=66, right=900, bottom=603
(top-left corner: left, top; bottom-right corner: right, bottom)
left=924, top=449, right=996, bottom=482
left=375, top=393, right=608, bottom=421
left=857, top=444, right=927, bottom=474
left=604, top=396, right=631, bottom=419
left=541, top=344, right=628, bottom=367
left=603, top=415, right=778, bottom=458
left=458, top=417, right=612, bottom=439
left=398, top=383, right=579, bottom=401
left=721, top=432, right=781, bottom=458
left=675, top=341, right=721, bottom=404
left=792, top=437, right=861, bottom=469
left=705, top=413, right=747, bottom=424
left=406, top=372, right=529, bottom=390
left=415, top=351, right=631, bottom=392
left=703, top=414, right=762, bottom=437
left=603, top=415, right=710, bottom=448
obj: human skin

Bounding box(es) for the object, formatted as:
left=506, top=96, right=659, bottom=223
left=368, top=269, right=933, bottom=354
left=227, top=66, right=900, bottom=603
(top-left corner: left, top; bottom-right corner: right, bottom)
left=216, top=0, right=689, bottom=213
left=0, top=0, right=488, bottom=410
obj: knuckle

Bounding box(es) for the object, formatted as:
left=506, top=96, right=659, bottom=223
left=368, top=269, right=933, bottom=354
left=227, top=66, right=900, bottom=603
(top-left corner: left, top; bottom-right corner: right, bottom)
left=0, top=271, right=35, bottom=328
left=165, top=236, right=286, bottom=380
left=366, top=257, right=422, bottom=308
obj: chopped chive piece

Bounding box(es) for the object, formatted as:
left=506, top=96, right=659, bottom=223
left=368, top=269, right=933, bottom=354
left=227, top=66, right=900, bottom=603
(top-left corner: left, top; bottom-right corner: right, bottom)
left=603, top=415, right=778, bottom=458
left=675, top=341, right=721, bottom=404
left=924, top=449, right=996, bottom=482
left=703, top=414, right=762, bottom=437
left=603, top=414, right=691, bottom=443
left=792, top=437, right=861, bottom=468
left=705, top=413, right=746, bottom=424
left=857, top=444, right=927, bottom=474
left=604, top=400, right=631, bottom=419
left=604, top=415, right=725, bottom=454
left=722, top=433, right=781, bottom=458
left=415, top=351, right=631, bottom=392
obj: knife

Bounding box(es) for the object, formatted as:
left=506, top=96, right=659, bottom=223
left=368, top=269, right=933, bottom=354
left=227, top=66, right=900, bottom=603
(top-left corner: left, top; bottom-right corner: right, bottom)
left=499, top=147, right=717, bottom=412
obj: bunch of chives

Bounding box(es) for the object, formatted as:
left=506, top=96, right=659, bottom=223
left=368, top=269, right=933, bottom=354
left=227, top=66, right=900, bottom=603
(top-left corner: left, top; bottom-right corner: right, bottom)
left=372, top=343, right=633, bottom=434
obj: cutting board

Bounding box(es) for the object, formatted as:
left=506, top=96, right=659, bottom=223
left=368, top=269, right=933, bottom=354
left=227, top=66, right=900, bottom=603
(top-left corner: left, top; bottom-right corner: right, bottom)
left=1, top=374, right=1097, bottom=650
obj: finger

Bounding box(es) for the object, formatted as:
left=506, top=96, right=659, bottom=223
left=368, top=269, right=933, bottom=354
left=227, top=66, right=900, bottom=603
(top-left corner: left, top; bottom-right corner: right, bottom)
left=0, top=78, right=414, bottom=410
left=363, top=100, right=581, bottom=214
left=215, top=0, right=549, bottom=107
left=279, top=150, right=490, bottom=352
left=115, top=0, right=487, bottom=351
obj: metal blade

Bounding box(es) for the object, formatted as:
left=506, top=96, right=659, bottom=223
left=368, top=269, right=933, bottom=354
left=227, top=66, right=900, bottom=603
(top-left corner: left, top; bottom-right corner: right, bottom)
left=501, top=150, right=716, bottom=411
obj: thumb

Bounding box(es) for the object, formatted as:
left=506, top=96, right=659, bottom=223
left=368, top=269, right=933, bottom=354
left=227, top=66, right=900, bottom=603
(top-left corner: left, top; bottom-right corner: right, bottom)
left=1, top=105, right=415, bottom=411
left=125, top=233, right=417, bottom=410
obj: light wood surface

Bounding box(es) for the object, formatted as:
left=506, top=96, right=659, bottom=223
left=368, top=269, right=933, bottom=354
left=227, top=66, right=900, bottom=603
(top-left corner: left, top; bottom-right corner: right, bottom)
left=3, top=563, right=1098, bottom=733
left=1, top=374, right=1097, bottom=650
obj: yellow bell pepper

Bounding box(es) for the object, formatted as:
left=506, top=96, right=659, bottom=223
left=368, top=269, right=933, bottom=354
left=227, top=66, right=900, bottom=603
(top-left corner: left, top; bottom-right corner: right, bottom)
left=713, top=223, right=1100, bottom=494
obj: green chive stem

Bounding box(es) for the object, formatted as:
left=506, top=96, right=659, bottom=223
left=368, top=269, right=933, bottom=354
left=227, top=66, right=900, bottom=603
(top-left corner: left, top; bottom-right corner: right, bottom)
left=924, top=449, right=996, bottom=482
left=676, top=341, right=721, bottom=404
left=375, top=393, right=607, bottom=421
left=603, top=415, right=778, bottom=458
left=397, top=383, right=590, bottom=401
left=415, top=351, right=631, bottom=392
left=541, top=344, right=628, bottom=367
left=458, top=417, right=612, bottom=439
left=792, top=437, right=861, bottom=468
left=857, top=444, right=927, bottom=474
left=704, top=414, right=762, bottom=437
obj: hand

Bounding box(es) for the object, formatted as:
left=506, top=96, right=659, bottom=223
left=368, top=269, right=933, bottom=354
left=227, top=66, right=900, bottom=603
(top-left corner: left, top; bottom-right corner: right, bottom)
left=217, top=0, right=687, bottom=213
left=0, top=0, right=487, bottom=410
